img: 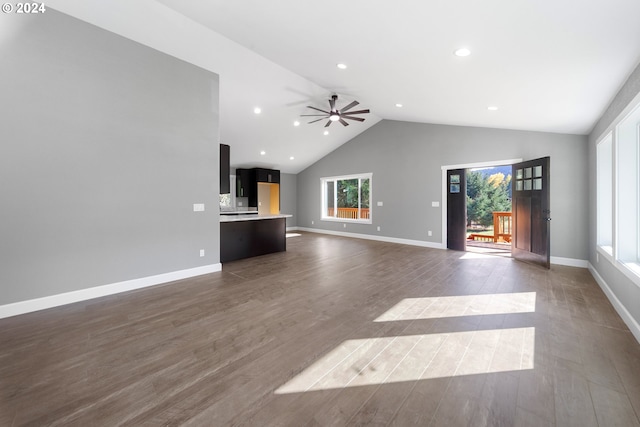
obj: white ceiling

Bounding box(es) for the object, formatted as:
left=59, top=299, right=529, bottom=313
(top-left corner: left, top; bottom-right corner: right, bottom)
left=51, top=0, right=640, bottom=174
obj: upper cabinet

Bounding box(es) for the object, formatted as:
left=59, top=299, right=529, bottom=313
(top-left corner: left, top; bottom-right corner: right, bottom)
left=236, top=168, right=255, bottom=201
left=255, top=168, right=280, bottom=184
left=220, top=144, right=230, bottom=194
left=236, top=168, right=280, bottom=207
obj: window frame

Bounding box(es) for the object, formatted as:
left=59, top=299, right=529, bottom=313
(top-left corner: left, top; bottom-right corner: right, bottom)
left=615, top=103, right=640, bottom=275
left=320, top=173, right=373, bottom=224
left=596, top=131, right=614, bottom=258
left=596, top=97, right=640, bottom=288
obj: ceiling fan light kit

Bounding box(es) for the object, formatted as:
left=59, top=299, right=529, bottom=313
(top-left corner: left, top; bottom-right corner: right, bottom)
left=301, top=94, right=370, bottom=128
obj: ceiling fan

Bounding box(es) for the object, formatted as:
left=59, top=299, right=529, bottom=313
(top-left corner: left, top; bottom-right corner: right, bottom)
left=302, top=94, right=370, bottom=127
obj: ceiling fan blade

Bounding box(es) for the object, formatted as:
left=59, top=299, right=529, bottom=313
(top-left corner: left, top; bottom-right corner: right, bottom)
left=324, top=120, right=332, bottom=128
left=308, top=118, right=325, bottom=124
left=342, top=109, right=370, bottom=115
left=339, top=118, right=349, bottom=127
left=307, top=106, right=330, bottom=114
left=301, top=114, right=329, bottom=117
left=342, top=115, right=365, bottom=122
left=340, top=101, right=359, bottom=113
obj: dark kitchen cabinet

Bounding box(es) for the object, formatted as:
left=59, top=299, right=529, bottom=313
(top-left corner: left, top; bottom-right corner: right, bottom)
left=236, top=168, right=280, bottom=208
left=236, top=168, right=256, bottom=204
left=220, top=144, right=230, bottom=194
left=255, top=168, right=280, bottom=184
left=220, top=217, right=286, bottom=262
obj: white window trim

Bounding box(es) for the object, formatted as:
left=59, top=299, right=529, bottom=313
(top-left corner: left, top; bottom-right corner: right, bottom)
left=596, top=131, right=614, bottom=259
left=320, top=173, right=373, bottom=224
left=615, top=103, right=640, bottom=265
left=595, top=92, right=640, bottom=290
left=619, top=261, right=640, bottom=288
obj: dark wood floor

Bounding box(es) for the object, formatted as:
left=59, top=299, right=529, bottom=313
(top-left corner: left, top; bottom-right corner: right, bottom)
left=2, top=232, right=640, bottom=426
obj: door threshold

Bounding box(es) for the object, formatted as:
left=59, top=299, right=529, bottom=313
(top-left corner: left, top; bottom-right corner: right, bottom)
left=466, top=241, right=512, bottom=258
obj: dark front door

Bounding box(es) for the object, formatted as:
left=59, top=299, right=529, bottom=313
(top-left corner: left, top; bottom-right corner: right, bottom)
left=447, top=169, right=467, bottom=251
left=511, top=157, right=550, bottom=268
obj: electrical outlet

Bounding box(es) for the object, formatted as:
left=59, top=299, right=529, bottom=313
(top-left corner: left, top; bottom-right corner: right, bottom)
left=343, top=223, right=346, bottom=228
left=428, top=230, right=432, bottom=236
left=193, top=203, right=205, bottom=212
left=200, top=249, right=205, bottom=257
left=377, top=201, right=383, bottom=207
left=238, top=201, right=243, bottom=206
left=377, top=226, right=381, bottom=231
left=432, top=201, right=440, bottom=207
left=311, top=220, right=314, bottom=225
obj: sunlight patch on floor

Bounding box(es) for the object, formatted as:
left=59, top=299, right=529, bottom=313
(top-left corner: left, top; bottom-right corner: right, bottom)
left=459, top=252, right=504, bottom=260
left=275, top=327, right=535, bottom=394
left=286, top=233, right=302, bottom=238
left=374, top=292, right=536, bottom=322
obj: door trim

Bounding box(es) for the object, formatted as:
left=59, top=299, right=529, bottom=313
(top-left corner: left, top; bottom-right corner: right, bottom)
left=440, top=158, right=523, bottom=248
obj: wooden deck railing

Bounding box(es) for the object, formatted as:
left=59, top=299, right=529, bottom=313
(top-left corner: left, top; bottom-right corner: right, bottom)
left=468, top=211, right=512, bottom=243
left=493, top=211, right=512, bottom=243
left=327, top=207, right=370, bottom=220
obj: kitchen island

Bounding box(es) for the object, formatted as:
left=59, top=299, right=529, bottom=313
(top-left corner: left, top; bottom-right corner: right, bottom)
left=220, top=213, right=292, bottom=263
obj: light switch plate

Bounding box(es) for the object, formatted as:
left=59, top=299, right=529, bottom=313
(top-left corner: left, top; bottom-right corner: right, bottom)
left=431, top=201, right=440, bottom=207
left=193, top=203, right=205, bottom=212
left=377, top=201, right=383, bottom=207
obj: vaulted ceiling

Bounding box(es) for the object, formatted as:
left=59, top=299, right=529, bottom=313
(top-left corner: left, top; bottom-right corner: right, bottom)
left=51, top=0, right=640, bottom=173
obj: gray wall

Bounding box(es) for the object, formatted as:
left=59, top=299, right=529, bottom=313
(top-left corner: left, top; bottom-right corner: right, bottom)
left=588, top=62, right=640, bottom=329
left=280, top=173, right=298, bottom=228
left=297, top=120, right=588, bottom=260
left=0, top=10, right=220, bottom=305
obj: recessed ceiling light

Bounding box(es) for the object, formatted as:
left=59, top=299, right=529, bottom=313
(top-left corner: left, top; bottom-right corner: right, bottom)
left=293, top=121, right=300, bottom=127
left=323, top=130, right=329, bottom=136
left=260, top=150, right=266, bottom=155
left=254, top=107, right=262, bottom=114
left=454, top=48, right=471, bottom=57
left=395, top=103, right=403, bottom=108
left=337, top=63, right=347, bottom=69
left=487, top=106, right=498, bottom=111
left=289, top=156, right=295, bottom=160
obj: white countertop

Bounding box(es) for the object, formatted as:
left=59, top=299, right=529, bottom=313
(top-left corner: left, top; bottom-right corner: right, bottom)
left=220, top=213, right=292, bottom=223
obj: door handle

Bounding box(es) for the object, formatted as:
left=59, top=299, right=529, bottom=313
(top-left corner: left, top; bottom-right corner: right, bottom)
left=545, top=217, right=552, bottom=221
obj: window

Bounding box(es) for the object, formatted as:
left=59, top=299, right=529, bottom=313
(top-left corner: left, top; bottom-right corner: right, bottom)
left=596, top=99, right=640, bottom=284
left=596, top=133, right=613, bottom=255
left=219, top=175, right=237, bottom=210
left=616, top=104, right=640, bottom=265
left=321, top=173, right=372, bottom=223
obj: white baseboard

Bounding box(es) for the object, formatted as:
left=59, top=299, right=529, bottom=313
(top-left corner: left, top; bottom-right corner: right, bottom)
left=293, top=228, right=588, bottom=267
left=0, top=263, right=222, bottom=320
left=294, top=227, right=446, bottom=249
left=550, top=256, right=589, bottom=268
left=588, top=263, right=640, bottom=344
